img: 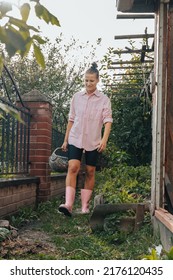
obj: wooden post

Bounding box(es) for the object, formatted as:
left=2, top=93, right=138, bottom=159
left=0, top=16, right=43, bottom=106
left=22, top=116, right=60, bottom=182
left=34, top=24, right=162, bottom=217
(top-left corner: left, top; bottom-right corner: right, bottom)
left=134, top=204, right=145, bottom=231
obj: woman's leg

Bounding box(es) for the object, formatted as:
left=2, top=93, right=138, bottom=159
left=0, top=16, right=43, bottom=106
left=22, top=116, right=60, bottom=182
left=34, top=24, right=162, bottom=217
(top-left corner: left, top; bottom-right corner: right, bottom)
left=59, top=160, right=81, bottom=216
left=80, top=149, right=98, bottom=213
left=84, top=165, right=96, bottom=190
left=59, top=145, right=83, bottom=216
left=66, top=159, right=81, bottom=188
left=79, top=165, right=95, bottom=213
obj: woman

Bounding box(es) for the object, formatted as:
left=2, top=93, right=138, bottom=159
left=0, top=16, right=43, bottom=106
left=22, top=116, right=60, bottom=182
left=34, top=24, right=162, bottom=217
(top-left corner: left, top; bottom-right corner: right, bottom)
left=59, top=62, right=113, bottom=216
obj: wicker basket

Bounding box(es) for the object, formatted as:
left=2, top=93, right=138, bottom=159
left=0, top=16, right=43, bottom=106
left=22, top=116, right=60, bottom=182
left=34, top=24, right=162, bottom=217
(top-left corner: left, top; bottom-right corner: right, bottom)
left=49, top=147, right=68, bottom=172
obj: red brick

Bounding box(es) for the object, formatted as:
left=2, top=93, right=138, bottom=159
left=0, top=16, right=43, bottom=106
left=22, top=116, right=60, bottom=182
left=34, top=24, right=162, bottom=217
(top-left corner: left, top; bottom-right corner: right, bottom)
left=37, top=122, right=51, bottom=130
left=30, top=130, right=51, bottom=137
left=30, top=143, right=51, bottom=150
left=35, top=150, right=50, bottom=156
left=30, top=169, right=47, bottom=176
left=31, top=116, right=51, bottom=123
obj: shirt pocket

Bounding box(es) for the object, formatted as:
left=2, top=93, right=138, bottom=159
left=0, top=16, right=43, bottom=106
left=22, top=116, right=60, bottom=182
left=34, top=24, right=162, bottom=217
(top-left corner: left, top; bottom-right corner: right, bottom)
left=89, top=108, right=102, bottom=120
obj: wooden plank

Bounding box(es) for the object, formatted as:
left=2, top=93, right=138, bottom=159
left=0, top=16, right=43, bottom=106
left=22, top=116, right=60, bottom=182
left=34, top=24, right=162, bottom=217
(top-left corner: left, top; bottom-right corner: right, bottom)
left=165, top=174, right=173, bottom=208
left=117, top=14, right=155, bottom=19
left=110, top=60, right=154, bottom=65
left=113, top=72, right=150, bottom=76
left=165, top=9, right=173, bottom=202
left=105, top=85, right=141, bottom=88
left=134, top=204, right=145, bottom=230
left=108, top=66, right=152, bottom=69
left=114, top=34, right=154, bottom=40
left=90, top=203, right=149, bottom=231
left=113, top=49, right=153, bottom=54
left=155, top=208, right=173, bottom=233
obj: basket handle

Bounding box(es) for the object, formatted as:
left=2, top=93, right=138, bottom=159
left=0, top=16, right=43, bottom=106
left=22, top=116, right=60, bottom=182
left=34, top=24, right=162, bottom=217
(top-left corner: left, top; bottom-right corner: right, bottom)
left=54, top=147, right=62, bottom=152
left=52, top=146, right=68, bottom=155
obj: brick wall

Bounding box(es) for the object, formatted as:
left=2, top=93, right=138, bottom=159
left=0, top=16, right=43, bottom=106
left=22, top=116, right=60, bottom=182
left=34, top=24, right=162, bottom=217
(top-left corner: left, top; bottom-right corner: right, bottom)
left=0, top=175, right=67, bottom=217
left=0, top=172, right=88, bottom=217
left=0, top=177, right=39, bottom=217
left=50, top=174, right=66, bottom=198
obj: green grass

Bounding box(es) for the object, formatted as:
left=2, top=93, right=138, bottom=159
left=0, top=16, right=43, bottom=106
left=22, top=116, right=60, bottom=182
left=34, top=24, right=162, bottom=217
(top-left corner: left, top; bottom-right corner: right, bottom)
left=1, top=165, right=172, bottom=260
left=3, top=192, right=160, bottom=260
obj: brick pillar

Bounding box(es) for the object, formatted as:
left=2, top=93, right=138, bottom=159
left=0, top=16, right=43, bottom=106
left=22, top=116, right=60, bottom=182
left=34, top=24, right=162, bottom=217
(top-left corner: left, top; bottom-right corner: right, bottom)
left=22, top=89, right=52, bottom=202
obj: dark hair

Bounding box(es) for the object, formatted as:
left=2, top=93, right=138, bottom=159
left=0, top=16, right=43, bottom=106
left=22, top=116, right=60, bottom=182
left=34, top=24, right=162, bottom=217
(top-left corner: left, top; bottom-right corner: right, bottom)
left=86, top=62, right=99, bottom=79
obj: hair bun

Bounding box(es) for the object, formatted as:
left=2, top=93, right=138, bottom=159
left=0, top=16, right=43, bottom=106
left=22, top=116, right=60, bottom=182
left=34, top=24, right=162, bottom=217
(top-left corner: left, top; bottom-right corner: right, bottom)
left=86, top=62, right=99, bottom=78
left=91, top=62, right=98, bottom=70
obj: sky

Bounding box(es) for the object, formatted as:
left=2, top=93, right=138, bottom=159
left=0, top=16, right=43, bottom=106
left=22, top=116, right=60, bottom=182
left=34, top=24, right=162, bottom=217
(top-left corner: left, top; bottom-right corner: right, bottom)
left=39, top=0, right=154, bottom=59
left=7, top=0, right=155, bottom=61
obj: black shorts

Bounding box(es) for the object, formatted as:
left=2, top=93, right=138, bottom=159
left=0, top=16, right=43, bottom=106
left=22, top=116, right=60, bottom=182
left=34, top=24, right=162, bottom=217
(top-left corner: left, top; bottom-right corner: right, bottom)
left=68, top=144, right=99, bottom=167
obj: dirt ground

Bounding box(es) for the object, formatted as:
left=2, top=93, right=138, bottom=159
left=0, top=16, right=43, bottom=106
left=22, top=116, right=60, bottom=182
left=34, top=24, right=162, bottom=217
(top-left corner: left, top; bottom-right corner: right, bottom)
left=0, top=224, right=59, bottom=259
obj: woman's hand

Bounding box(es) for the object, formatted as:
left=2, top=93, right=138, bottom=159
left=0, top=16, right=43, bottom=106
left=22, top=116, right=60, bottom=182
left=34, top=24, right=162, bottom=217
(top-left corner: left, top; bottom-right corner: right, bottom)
left=61, top=141, right=68, bottom=152
left=97, top=139, right=107, bottom=153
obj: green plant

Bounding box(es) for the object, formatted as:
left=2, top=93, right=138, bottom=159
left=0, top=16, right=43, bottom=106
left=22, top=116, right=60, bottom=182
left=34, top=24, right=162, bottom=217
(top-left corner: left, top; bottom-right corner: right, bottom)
left=10, top=206, right=39, bottom=227
left=143, top=246, right=173, bottom=260
left=101, top=141, right=130, bottom=168
left=95, top=164, right=151, bottom=204
left=0, top=227, right=11, bottom=241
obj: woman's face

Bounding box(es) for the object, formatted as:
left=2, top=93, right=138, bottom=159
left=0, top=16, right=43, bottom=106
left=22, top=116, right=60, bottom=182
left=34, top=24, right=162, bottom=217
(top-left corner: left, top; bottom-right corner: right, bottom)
left=84, top=73, right=99, bottom=94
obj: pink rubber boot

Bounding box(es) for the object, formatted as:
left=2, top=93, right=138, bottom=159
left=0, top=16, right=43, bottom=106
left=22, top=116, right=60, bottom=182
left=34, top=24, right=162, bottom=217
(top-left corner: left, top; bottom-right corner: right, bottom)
left=59, top=186, right=75, bottom=217
left=81, top=189, right=93, bottom=214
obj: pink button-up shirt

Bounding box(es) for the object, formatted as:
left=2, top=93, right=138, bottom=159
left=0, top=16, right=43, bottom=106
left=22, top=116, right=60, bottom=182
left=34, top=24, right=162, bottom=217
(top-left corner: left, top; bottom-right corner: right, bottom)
left=68, top=89, right=113, bottom=151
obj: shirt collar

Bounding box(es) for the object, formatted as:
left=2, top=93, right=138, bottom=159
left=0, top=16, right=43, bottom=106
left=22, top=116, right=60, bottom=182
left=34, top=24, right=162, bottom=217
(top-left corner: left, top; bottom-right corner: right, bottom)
left=81, top=89, right=101, bottom=97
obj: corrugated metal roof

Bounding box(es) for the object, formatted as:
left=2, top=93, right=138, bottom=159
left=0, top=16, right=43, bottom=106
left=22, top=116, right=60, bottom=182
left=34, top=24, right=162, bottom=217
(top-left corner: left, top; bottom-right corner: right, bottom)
left=116, top=0, right=157, bottom=13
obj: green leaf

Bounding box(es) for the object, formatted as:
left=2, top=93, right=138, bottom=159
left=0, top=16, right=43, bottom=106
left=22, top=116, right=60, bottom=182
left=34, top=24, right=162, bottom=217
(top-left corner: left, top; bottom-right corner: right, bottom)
left=0, top=103, right=25, bottom=123
left=26, top=24, right=40, bottom=33
left=9, top=16, right=28, bottom=29
left=8, top=17, right=35, bottom=57
left=49, top=14, right=60, bottom=26
left=35, top=4, right=60, bottom=26
left=5, top=25, right=29, bottom=57
left=33, top=43, right=45, bottom=68
left=9, top=16, right=39, bottom=32
left=0, top=1, right=12, bottom=16
left=35, top=3, right=43, bottom=17
left=32, top=35, right=46, bottom=44
left=19, top=37, right=32, bottom=57
left=19, top=29, right=30, bottom=41
left=6, top=27, right=26, bottom=55
left=5, top=43, right=16, bottom=57
left=0, top=26, right=7, bottom=43
left=165, top=246, right=173, bottom=260
left=20, top=3, right=31, bottom=22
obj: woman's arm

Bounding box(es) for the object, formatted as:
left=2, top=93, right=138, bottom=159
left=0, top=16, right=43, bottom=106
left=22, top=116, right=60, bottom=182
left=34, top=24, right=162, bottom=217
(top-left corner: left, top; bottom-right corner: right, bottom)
left=62, top=120, right=74, bottom=151
left=97, top=122, right=112, bottom=152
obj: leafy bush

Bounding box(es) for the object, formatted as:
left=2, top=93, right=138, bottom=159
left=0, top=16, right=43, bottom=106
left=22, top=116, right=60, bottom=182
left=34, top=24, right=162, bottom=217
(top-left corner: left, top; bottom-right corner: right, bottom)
left=95, top=164, right=151, bottom=204
left=100, top=141, right=130, bottom=168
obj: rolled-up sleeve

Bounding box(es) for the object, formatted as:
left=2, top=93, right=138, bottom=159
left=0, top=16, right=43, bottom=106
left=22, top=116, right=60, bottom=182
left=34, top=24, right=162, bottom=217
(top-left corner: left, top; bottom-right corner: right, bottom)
left=102, top=97, right=113, bottom=124
left=68, top=95, right=75, bottom=122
